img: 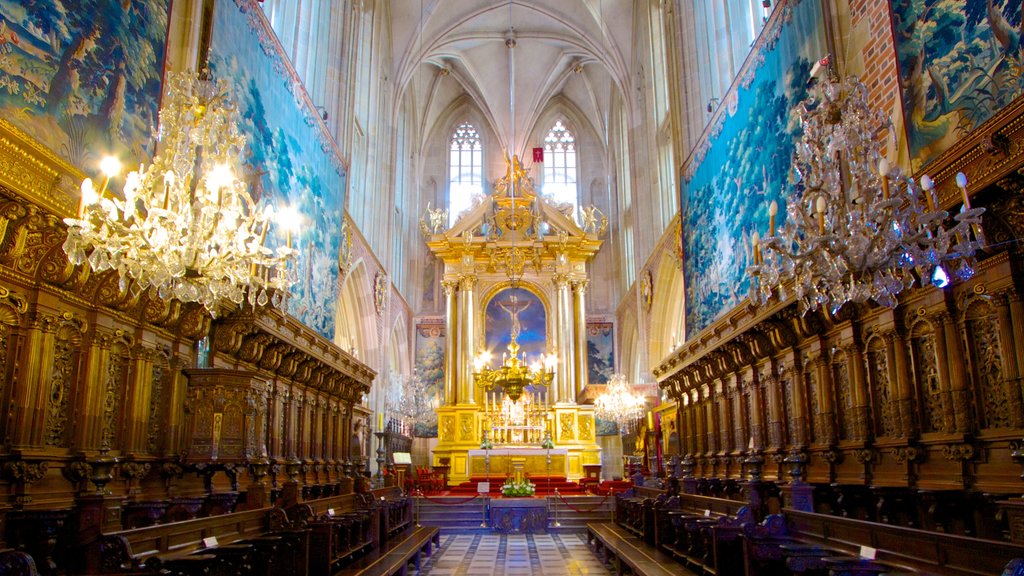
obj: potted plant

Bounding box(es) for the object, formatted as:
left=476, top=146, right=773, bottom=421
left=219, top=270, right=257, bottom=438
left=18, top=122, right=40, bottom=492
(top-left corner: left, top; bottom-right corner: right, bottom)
left=501, top=478, right=536, bottom=497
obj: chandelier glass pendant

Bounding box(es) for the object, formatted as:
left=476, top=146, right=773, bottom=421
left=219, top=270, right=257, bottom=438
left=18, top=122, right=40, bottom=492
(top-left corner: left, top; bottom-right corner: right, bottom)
left=63, top=71, right=298, bottom=314
left=593, top=374, right=646, bottom=434
left=747, top=71, right=985, bottom=315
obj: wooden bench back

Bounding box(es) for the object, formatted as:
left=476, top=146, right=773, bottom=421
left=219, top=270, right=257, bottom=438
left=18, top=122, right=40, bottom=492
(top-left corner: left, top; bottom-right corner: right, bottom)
left=785, top=509, right=1024, bottom=576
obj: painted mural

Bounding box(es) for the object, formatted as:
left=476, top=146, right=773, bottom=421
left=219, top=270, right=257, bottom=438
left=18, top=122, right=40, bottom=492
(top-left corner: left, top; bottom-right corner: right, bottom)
left=680, top=0, right=827, bottom=339
left=892, top=0, right=1024, bottom=170
left=586, top=322, right=614, bottom=385
left=414, top=323, right=445, bottom=437
left=0, top=0, right=169, bottom=169
left=484, top=287, right=547, bottom=361
left=209, top=0, right=346, bottom=338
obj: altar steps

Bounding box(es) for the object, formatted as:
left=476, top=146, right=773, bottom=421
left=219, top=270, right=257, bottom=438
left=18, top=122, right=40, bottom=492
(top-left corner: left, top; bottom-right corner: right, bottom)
left=414, top=495, right=614, bottom=532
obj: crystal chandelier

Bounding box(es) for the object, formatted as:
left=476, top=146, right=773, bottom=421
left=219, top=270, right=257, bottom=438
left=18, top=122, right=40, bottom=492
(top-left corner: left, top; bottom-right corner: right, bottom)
left=63, top=71, right=298, bottom=314
left=474, top=336, right=556, bottom=404
left=747, top=69, right=984, bottom=315
left=593, top=374, right=646, bottom=434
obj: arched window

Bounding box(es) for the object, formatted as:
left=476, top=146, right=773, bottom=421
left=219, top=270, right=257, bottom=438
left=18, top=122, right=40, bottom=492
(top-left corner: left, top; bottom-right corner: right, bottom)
left=542, top=120, right=578, bottom=216
left=449, top=122, right=483, bottom=227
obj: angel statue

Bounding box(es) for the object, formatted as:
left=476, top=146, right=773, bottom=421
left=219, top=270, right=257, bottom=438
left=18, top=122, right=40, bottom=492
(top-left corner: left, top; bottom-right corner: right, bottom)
left=580, top=205, right=608, bottom=237
left=422, top=202, right=448, bottom=235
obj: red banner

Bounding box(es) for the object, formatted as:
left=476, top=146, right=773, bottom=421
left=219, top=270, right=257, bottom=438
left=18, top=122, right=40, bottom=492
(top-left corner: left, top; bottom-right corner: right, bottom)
left=532, top=147, right=544, bottom=163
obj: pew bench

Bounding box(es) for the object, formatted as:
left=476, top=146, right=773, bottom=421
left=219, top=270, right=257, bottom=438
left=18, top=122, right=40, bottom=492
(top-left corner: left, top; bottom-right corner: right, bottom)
left=335, top=525, right=440, bottom=576
left=587, top=522, right=699, bottom=576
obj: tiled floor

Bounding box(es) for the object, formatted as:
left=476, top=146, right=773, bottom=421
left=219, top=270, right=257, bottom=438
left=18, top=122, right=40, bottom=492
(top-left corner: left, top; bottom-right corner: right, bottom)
left=418, top=532, right=614, bottom=575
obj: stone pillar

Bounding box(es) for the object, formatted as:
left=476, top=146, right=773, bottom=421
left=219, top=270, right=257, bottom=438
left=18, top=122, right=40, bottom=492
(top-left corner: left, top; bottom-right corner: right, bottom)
left=553, top=274, right=574, bottom=403
left=572, top=280, right=589, bottom=400
left=460, top=275, right=478, bottom=404
left=443, top=280, right=459, bottom=405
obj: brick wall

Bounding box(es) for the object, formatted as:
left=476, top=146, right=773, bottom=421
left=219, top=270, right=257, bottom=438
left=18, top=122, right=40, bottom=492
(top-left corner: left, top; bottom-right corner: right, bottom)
left=846, top=0, right=904, bottom=158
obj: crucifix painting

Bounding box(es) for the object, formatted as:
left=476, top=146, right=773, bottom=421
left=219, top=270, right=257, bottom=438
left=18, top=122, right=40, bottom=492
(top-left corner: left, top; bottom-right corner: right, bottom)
left=485, top=287, right=546, bottom=361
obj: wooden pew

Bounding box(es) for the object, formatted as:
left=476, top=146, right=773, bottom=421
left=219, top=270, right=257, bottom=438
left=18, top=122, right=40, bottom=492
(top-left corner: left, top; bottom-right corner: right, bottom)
left=587, top=522, right=699, bottom=576
left=335, top=525, right=440, bottom=576
left=743, top=509, right=1024, bottom=576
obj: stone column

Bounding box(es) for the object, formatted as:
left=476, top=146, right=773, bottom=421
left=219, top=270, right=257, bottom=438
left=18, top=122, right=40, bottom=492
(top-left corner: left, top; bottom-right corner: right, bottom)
left=572, top=280, right=589, bottom=400
left=553, top=274, right=574, bottom=403
left=459, top=275, right=477, bottom=404
left=443, top=280, right=459, bottom=405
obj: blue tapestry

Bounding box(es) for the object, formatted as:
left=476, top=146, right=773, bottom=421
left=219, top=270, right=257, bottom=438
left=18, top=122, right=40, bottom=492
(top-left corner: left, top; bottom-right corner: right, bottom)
left=0, top=0, right=169, bottom=169
left=892, top=0, right=1024, bottom=170
left=680, top=0, right=827, bottom=339
left=414, top=324, right=445, bottom=437
left=586, top=322, right=614, bottom=385
left=209, top=0, right=346, bottom=338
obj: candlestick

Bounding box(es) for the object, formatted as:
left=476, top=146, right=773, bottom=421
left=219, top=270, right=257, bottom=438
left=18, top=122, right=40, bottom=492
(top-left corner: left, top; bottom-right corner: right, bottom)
left=956, top=172, right=970, bottom=210
left=816, top=195, right=827, bottom=234
left=768, top=200, right=777, bottom=235
left=878, top=159, right=890, bottom=201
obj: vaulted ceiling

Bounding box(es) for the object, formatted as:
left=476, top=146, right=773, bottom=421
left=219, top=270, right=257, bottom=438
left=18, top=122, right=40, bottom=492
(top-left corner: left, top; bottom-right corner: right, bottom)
left=390, top=0, right=636, bottom=157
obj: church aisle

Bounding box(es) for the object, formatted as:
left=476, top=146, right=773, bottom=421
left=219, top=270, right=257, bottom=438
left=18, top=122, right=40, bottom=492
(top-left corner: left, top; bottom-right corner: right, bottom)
left=417, top=532, right=615, bottom=575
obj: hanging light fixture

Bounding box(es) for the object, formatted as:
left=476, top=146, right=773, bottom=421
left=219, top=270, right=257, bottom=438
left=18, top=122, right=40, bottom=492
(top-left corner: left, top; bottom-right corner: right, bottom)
left=747, top=59, right=984, bottom=315
left=63, top=70, right=298, bottom=314
left=593, top=374, right=646, bottom=434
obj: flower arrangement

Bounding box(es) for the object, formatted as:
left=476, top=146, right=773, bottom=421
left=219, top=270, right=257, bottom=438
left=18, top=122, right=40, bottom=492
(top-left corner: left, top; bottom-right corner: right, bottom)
left=501, top=478, right=536, bottom=497
left=480, top=435, right=493, bottom=450
left=540, top=435, right=554, bottom=449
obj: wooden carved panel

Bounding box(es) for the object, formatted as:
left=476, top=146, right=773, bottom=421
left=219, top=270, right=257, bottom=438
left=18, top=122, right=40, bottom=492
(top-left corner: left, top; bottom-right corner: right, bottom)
left=782, top=374, right=797, bottom=447
left=867, top=338, right=896, bottom=437
left=833, top=356, right=854, bottom=441
left=965, top=300, right=1010, bottom=428
left=806, top=364, right=821, bottom=443
left=44, top=314, right=85, bottom=447
left=910, top=323, right=944, bottom=433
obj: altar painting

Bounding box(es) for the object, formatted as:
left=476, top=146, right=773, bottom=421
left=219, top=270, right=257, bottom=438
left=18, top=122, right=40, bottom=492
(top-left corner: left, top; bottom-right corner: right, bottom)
left=209, top=0, right=345, bottom=339
left=0, top=0, right=169, bottom=169
left=891, top=0, right=1024, bottom=170
left=484, top=287, right=546, bottom=360
left=680, top=0, right=827, bottom=339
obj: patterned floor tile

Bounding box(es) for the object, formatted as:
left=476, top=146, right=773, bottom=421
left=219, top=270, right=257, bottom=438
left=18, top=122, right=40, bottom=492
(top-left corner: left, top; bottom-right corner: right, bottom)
left=416, top=532, right=614, bottom=575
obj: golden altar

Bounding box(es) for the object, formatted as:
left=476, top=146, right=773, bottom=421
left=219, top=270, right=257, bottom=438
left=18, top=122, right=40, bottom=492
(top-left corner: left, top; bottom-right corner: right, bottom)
left=467, top=448, right=568, bottom=477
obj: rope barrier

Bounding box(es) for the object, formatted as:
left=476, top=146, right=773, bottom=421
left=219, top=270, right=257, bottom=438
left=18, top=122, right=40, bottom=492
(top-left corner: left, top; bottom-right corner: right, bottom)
left=418, top=492, right=482, bottom=505
left=555, top=491, right=611, bottom=513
